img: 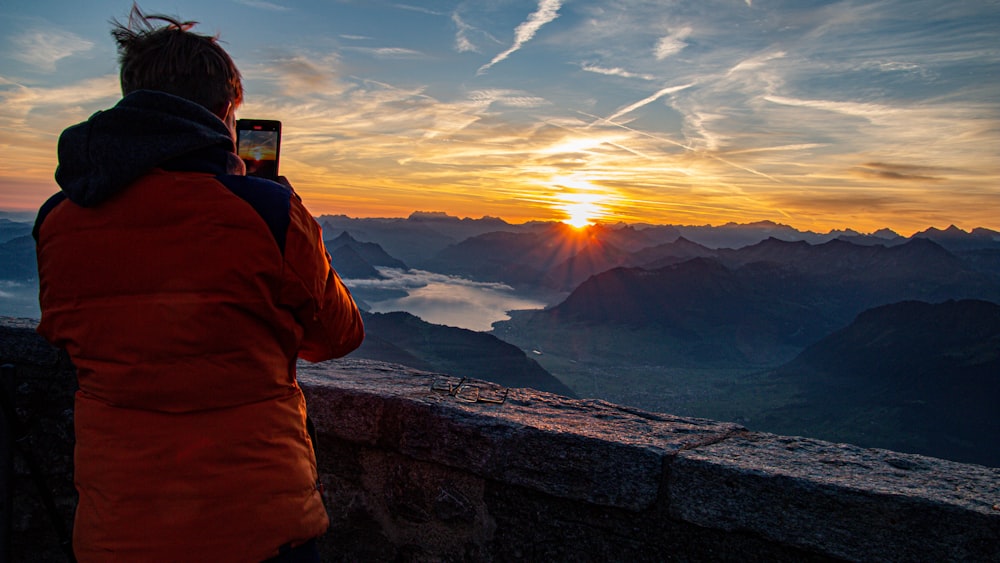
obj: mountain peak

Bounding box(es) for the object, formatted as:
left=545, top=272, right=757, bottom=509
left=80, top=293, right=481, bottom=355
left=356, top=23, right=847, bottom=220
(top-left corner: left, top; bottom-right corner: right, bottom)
left=408, top=211, right=457, bottom=222
left=871, top=228, right=902, bottom=239
left=331, top=231, right=358, bottom=244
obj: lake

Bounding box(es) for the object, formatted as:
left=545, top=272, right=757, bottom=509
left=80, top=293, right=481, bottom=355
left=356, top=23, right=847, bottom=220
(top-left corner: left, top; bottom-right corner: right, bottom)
left=346, top=268, right=559, bottom=332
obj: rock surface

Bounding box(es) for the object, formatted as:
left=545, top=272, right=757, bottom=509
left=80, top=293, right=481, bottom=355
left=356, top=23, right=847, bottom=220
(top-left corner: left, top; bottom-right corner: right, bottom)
left=4, top=318, right=999, bottom=562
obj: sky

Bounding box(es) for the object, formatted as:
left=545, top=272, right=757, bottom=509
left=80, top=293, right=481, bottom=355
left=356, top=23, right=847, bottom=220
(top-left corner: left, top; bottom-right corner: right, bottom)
left=1, top=0, right=998, bottom=235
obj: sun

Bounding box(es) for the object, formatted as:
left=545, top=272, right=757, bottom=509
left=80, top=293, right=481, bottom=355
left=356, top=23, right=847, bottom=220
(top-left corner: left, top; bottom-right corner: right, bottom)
left=564, top=201, right=599, bottom=228
left=555, top=188, right=605, bottom=228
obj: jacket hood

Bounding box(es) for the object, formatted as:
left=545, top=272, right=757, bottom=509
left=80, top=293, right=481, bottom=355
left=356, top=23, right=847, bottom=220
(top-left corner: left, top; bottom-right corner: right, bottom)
left=55, top=90, right=240, bottom=207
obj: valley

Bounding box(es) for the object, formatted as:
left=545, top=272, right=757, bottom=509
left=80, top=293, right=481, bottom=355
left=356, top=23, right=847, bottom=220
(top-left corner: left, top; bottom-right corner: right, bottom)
left=3, top=210, right=999, bottom=466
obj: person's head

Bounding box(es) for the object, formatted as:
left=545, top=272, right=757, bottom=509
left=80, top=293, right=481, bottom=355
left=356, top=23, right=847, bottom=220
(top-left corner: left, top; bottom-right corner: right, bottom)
left=111, top=5, right=243, bottom=127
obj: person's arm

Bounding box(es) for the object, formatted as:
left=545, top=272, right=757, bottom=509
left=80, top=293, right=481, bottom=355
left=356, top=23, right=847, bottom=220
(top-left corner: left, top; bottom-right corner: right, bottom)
left=280, top=192, right=364, bottom=362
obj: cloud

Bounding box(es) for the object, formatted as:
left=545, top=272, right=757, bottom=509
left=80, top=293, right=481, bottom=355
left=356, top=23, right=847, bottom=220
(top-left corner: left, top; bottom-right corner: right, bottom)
left=727, top=51, right=786, bottom=76
left=0, top=75, right=120, bottom=190
left=9, top=29, right=94, bottom=72
left=478, top=0, right=562, bottom=75
left=0, top=75, right=120, bottom=123
left=245, top=53, right=344, bottom=97
left=347, top=46, right=424, bottom=58
left=580, top=64, right=656, bottom=81
left=233, top=0, right=290, bottom=11
left=654, top=27, right=692, bottom=60
left=851, top=162, right=947, bottom=182
left=467, top=89, right=547, bottom=108
left=452, top=12, right=478, bottom=53
left=394, top=4, right=446, bottom=16
left=598, top=83, right=694, bottom=125
left=348, top=268, right=548, bottom=331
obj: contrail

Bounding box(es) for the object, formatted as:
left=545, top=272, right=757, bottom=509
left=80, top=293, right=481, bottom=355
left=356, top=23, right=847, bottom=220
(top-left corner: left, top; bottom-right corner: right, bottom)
left=580, top=110, right=782, bottom=183
left=590, top=83, right=694, bottom=127
left=477, top=0, right=561, bottom=75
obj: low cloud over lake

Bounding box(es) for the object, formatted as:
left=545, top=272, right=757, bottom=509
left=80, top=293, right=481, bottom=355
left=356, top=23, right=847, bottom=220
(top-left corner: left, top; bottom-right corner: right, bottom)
left=345, top=268, right=555, bottom=331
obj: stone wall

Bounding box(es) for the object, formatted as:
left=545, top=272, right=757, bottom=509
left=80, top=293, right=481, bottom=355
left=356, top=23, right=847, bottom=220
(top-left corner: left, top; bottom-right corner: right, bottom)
left=2, top=318, right=998, bottom=562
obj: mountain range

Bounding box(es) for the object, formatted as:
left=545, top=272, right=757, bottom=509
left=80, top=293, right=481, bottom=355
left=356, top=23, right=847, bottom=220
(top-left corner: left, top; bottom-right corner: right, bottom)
left=495, top=236, right=1000, bottom=368
left=2, top=211, right=999, bottom=465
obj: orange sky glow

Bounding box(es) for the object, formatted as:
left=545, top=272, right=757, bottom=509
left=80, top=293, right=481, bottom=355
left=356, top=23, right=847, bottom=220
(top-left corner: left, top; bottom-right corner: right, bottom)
left=1, top=1, right=998, bottom=237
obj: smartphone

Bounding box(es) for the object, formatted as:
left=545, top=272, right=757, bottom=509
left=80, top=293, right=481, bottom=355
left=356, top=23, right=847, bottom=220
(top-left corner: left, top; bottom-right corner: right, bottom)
left=236, top=119, right=281, bottom=180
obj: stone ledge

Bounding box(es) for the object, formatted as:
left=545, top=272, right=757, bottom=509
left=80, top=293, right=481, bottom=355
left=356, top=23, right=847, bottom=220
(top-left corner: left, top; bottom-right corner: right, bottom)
left=299, top=359, right=1000, bottom=561
left=4, top=318, right=1000, bottom=561
left=298, top=360, right=744, bottom=511
left=670, top=432, right=1000, bottom=561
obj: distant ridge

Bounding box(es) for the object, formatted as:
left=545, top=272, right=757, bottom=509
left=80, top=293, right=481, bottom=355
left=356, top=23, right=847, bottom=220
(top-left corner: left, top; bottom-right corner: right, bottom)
left=326, top=231, right=408, bottom=270
left=329, top=245, right=386, bottom=280
left=498, top=236, right=1000, bottom=368
left=0, top=235, right=36, bottom=282
left=352, top=311, right=575, bottom=397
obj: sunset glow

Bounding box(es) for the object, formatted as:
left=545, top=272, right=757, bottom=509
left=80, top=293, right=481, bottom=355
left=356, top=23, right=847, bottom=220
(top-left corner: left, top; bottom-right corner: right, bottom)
left=562, top=200, right=598, bottom=229
left=551, top=180, right=608, bottom=228
left=0, top=1, right=998, bottom=234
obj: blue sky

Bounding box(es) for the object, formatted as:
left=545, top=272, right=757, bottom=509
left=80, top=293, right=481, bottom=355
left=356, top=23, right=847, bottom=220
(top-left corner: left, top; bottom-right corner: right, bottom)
left=1, top=0, right=998, bottom=234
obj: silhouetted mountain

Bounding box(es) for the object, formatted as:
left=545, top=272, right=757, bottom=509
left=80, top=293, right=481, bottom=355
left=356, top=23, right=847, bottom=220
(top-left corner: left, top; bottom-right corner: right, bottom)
left=0, top=219, right=32, bottom=244
left=837, top=228, right=905, bottom=247
left=497, top=237, right=1000, bottom=368
left=546, top=237, right=631, bottom=290
left=314, top=215, right=1000, bottom=296
left=629, top=237, right=717, bottom=270
left=912, top=225, right=1000, bottom=252
left=672, top=220, right=836, bottom=249
left=0, top=236, right=36, bottom=281
left=405, top=211, right=513, bottom=240
left=422, top=224, right=596, bottom=288
left=352, top=311, right=575, bottom=397
left=584, top=223, right=661, bottom=252
left=318, top=212, right=527, bottom=266
left=956, top=248, right=1000, bottom=277
left=759, top=299, right=1000, bottom=467
left=326, top=231, right=408, bottom=270
left=706, top=238, right=997, bottom=310
left=423, top=223, right=680, bottom=290
left=329, top=245, right=386, bottom=280
left=319, top=216, right=456, bottom=266
left=621, top=223, right=683, bottom=246
left=532, top=258, right=834, bottom=365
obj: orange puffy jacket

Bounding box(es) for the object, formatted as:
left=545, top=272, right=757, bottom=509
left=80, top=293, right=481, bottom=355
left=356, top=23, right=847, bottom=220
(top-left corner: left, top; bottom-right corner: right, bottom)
left=35, top=91, right=364, bottom=562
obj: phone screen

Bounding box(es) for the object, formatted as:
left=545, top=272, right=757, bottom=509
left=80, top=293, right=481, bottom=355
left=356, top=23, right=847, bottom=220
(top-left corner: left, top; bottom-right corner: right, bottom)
left=236, top=119, right=281, bottom=180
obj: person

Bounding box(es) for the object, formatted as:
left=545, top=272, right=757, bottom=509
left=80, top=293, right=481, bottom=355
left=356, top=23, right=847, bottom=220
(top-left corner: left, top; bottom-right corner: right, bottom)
left=32, top=6, right=364, bottom=562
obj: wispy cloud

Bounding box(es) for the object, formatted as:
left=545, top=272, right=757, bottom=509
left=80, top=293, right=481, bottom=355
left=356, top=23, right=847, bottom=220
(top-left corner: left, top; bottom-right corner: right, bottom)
left=346, top=46, right=425, bottom=59
left=393, top=4, right=446, bottom=17
left=452, top=12, right=478, bottom=53
left=243, top=52, right=345, bottom=97
left=580, top=64, right=656, bottom=81
left=654, top=26, right=692, bottom=60
left=597, top=84, right=694, bottom=125
left=0, top=75, right=119, bottom=124
left=2, top=0, right=997, bottom=234
left=0, top=75, right=120, bottom=190
left=851, top=162, right=948, bottom=182
left=348, top=268, right=548, bottom=331
left=233, top=0, right=290, bottom=11
left=478, top=0, right=562, bottom=75
left=9, top=29, right=93, bottom=72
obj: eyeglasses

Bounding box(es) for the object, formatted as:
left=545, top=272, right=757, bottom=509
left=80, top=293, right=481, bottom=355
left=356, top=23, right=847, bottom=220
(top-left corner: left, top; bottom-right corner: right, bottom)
left=430, top=377, right=508, bottom=405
